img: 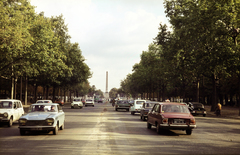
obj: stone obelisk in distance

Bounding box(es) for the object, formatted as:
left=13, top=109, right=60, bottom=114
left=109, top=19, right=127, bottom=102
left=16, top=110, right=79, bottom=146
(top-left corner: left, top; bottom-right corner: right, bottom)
left=104, top=71, right=109, bottom=98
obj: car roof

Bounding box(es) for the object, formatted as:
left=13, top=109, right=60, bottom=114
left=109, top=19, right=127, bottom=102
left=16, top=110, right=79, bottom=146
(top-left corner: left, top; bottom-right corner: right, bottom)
left=31, top=103, right=59, bottom=106
left=156, top=102, right=187, bottom=106
left=145, top=101, right=161, bottom=104
left=0, top=99, right=21, bottom=101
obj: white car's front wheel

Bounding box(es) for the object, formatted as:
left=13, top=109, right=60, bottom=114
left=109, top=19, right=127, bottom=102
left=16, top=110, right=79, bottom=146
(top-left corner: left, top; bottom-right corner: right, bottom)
left=53, top=125, right=59, bottom=135
left=8, top=117, right=13, bottom=127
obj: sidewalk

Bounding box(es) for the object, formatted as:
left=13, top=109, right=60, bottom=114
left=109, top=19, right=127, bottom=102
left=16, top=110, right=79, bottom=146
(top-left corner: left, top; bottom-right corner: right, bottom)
left=205, top=105, right=240, bottom=119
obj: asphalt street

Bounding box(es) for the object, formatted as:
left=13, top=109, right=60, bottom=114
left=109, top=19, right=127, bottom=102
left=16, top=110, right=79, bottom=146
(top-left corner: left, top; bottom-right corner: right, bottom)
left=0, top=101, right=240, bottom=155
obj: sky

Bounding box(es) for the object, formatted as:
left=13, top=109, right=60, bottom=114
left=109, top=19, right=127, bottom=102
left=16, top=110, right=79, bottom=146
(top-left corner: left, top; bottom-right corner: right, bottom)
left=30, top=0, right=169, bottom=92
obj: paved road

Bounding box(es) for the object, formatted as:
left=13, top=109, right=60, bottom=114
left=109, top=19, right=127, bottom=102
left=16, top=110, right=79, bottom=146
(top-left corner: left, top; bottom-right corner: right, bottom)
left=1, top=102, right=240, bottom=155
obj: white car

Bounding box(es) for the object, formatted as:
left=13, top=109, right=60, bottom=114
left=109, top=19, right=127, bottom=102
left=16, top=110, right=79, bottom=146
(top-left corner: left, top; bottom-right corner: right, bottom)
left=85, top=99, right=94, bottom=107
left=0, top=99, right=25, bottom=127
left=18, top=103, right=65, bottom=135
left=36, top=100, right=52, bottom=103
left=129, top=100, right=146, bottom=115
left=71, top=98, right=83, bottom=109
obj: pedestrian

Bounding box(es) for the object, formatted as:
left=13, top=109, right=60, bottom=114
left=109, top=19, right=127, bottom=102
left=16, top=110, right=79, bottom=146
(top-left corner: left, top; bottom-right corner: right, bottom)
left=112, top=99, right=115, bottom=107
left=215, top=103, right=222, bottom=116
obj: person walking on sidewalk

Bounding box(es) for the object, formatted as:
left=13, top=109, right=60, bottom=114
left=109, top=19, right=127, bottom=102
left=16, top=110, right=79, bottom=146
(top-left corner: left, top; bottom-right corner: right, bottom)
left=215, top=103, right=222, bottom=116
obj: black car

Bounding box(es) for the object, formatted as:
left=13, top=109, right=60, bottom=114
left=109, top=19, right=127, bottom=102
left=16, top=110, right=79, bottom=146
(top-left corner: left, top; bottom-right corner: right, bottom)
left=188, top=102, right=207, bottom=117
left=140, top=101, right=156, bottom=121
left=114, top=100, right=131, bottom=111
left=98, top=99, right=103, bottom=103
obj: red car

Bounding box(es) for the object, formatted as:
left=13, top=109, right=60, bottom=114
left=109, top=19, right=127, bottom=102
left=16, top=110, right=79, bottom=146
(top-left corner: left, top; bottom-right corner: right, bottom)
left=147, top=102, right=196, bottom=135
left=55, top=99, right=64, bottom=106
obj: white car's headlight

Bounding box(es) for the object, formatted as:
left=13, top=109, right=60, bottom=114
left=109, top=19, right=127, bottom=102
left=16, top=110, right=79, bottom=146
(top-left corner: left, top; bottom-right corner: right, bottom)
left=46, top=118, right=54, bottom=125
left=3, top=112, right=8, bottom=118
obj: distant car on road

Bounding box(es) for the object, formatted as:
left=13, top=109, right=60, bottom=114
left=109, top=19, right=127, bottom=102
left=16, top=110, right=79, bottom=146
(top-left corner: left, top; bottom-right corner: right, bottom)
left=36, top=100, right=52, bottom=103
left=98, top=99, right=103, bottom=103
left=147, top=102, right=196, bottom=135
left=85, top=99, right=94, bottom=107
left=71, top=98, right=83, bottom=109
left=0, top=99, right=25, bottom=127
left=115, top=100, right=131, bottom=111
left=140, top=101, right=156, bottom=121
left=188, top=102, right=207, bottom=117
left=18, top=103, right=65, bottom=135
left=55, top=99, right=64, bottom=106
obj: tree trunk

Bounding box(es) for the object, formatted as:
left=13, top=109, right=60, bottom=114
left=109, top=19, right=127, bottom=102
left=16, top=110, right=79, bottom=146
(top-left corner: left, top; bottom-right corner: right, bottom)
left=46, top=86, right=49, bottom=100
left=14, top=76, right=17, bottom=99
left=211, top=74, right=217, bottom=111
left=20, top=76, right=22, bottom=101
left=196, top=79, right=200, bottom=102
left=24, top=76, right=28, bottom=105
left=34, top=84, right=37, bottom=102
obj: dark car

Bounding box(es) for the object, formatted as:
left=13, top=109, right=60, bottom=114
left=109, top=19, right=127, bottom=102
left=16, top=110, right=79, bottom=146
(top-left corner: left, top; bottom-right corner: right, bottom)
left=115, top=100, right=131, bottom=111
left=147, top=102, right=196, bottom=135
left=98, top=99, right=103, bottom=103
left=140, top=101, right=156, bottom=121
left=188, top=102, right=207, bottom=117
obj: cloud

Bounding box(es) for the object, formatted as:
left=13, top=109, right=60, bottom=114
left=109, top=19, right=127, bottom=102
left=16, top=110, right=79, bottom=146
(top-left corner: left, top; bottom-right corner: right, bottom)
left=31, top=0, right=168, bottom=92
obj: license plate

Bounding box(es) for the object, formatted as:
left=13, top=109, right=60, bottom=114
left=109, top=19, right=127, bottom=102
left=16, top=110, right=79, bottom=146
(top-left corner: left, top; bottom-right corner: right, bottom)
left=174, top=119, right=185, bottom=124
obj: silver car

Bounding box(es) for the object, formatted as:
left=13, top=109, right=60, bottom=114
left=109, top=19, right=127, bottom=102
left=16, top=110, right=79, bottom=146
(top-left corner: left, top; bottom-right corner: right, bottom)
left=18, top=103, right=65, bottom=135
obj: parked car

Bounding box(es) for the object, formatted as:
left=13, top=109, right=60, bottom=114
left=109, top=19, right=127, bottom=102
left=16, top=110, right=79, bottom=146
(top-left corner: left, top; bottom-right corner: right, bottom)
left=55, top=99, right=64, bottom=106
left=147, top=102, right=196, bottom=135
left=85, top=99, right=94, bottom=107
left=188, top=102, right=207, bottom=117
left=18, top=103, right=65, bottom=135
left=0, top=99, right=25, bottom=127
left=140, top=101, right=156, bottom=121
left=71, top=98, right=83, bottom=109
left=36, top=100, right=52, bottom=103
left=129, top=100, right=146, bottom=115
left=114, top=100, right=131, bottom=111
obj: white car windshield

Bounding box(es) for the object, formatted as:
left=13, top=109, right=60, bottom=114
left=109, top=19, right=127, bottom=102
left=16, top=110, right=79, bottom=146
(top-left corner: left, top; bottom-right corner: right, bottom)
left=74, top=99, right=81, bottom=101
left=86, top=100, right=93, bottom=102
left=29, top=105, right=58, bottom=112
left=0, top=101, right=13, bottom=109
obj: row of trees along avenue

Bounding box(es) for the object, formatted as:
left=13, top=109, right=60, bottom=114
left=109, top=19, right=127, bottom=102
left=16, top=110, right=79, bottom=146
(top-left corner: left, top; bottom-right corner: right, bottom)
left=120, top=0, right=240, bottom=115
left=0, top=0, right=92, bottom=104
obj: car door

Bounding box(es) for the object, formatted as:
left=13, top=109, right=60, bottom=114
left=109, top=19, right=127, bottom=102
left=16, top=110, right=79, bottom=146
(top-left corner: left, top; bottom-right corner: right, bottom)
left=18, top=101, right=24, bottom=116
left=148, top=104, right=157, bottom=125
left=141, top=103, right=145, bottom=116
left=13, top=101, right=19, bottom=121
left=57, top=105, right=65, bottom=126
left=151, top=104, right=160, bottom=125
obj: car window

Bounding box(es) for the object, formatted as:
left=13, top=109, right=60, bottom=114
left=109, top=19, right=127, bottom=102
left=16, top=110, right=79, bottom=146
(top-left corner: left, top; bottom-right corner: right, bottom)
left=155, top=105, right=160, bottom=112
left=86, top=99, right=93, bottom=101
left=118, top=100, right=128, bottom=104
left=74, top=99, right=81, bottom=101
left=29, top=105, right=58, bottom=112
left=152, top=104, right=159, bottom=112
left=145, top=103, right=153, bottom=108
left=16, top=102, right=20, bottom=108
left=136, top=101, right=144, bottom=105
left=193, top=104, right=203, bottom=108
left=0, top=101, right=13, bottom=109
left=162, top=105, right=190, bottom=113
